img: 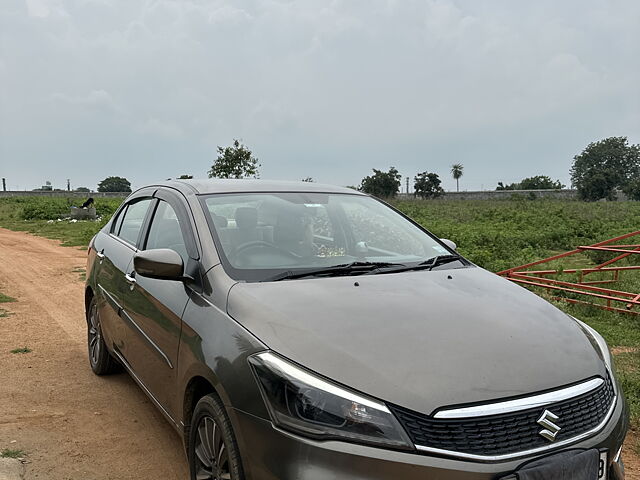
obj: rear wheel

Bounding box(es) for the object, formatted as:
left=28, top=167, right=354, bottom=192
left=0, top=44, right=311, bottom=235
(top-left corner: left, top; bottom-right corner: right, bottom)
left=189, top=394, right=244, bottom=480
left=87, top=296, right=119, bottom=375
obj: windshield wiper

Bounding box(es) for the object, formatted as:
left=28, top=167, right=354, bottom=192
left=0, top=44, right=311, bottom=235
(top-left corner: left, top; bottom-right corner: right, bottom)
left=263, top=261, right=406, bottom=282
left=369, top=254, right=463, bottom=275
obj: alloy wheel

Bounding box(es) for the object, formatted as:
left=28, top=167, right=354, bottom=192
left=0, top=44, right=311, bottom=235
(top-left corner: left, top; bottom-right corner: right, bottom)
left=194, top=415, right=231, bottom=480
left=88, top=303, right=101, bottom=365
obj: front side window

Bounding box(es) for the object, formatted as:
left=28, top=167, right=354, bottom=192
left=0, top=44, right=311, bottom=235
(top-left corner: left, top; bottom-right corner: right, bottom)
left=202, top=192, right=461, bottom=281
left=117, top=198, right=152, bottom=246
left=145, top=200, right=188, bottom=264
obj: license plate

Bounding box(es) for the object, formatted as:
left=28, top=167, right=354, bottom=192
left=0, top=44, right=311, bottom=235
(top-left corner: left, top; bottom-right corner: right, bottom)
left=598, top=451, right=608, bottom=480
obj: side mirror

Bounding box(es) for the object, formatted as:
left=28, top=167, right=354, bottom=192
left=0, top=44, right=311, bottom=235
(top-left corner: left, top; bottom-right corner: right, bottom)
left=440, top=238, right=457, bottom=251
left=134, top=249, right=184, bottom=280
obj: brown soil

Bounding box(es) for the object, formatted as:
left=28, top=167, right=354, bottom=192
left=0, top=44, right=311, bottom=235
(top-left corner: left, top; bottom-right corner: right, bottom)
left=0, top=228, right=188, bottom=479
left=625, top=429, right=640, bottom=479
left=0, top=227, right=638, bottom=479
left=612, top=346, right=639, bottom=355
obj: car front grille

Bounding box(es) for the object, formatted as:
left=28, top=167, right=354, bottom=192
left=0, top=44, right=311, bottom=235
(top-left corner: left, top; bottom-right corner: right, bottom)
left=390, top=375, right=615, bottom=459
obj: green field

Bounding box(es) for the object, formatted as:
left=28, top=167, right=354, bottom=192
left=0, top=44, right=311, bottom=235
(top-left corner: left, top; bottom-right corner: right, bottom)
left=0, top=196, right=123, bottom=247
left=0, top=196, right=638, bottom=437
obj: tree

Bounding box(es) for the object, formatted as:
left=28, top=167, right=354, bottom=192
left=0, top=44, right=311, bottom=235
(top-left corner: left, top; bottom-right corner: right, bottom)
left=208, top=139, right=260, bottom=179
left=359, top=167, right=402, bottom=198
left=578, top=170, right=618, bottom=201
left=451, top=164, right=463, bottom=192
left=178, top=174, right=193, bottom=179
left=97, top=176, right=132, bottom=193
left=414, top=171, right=444, bottom=199
left=571, top=137, right=640, bottom=201
left=74, top=187, right=90, bottom=193
left=301, top=177, right=314, bottom=182
left=519, top=175, right=564, bottom=190
left=622, top=177, right=640, bottom=200
left=496, top=176, right=564, bottom=190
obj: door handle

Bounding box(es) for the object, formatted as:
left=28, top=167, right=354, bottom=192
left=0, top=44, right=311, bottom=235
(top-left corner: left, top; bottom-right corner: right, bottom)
left=125, top=273, right=136, bottom=288
left=96, top=250, right=105, bottom=263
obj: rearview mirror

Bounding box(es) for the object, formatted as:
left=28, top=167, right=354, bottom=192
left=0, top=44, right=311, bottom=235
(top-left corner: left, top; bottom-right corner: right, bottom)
left=134, top=249, right=184, bottom=280
left=440, top=238, right=457, bottom=251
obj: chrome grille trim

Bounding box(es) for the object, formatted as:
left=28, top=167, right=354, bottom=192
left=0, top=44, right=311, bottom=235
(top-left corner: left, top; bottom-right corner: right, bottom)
left=415, top=397, right=616, bottom=461
left=412, top=379, right=618, bottom=462
left=434, top=377, right=604, bottom=419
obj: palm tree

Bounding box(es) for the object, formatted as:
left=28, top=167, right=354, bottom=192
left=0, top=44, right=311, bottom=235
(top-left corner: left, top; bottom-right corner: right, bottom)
left=451, top=163, right=464, bottom=192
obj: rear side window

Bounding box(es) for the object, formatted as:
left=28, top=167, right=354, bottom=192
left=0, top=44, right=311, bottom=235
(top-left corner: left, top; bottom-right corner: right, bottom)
left=112, top=205, right=127, bottom=236
left=117, top=199, right=152, bottom=246
left=145, top=200, right=189, bottom=264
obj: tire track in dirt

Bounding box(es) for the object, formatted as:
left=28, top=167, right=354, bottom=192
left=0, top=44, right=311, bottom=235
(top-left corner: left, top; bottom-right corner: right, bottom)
left=0, top=228, right=189, bottom=480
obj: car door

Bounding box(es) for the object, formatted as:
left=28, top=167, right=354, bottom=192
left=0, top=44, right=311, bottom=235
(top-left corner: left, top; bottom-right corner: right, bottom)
left=122, top=190, right=199, bottom=419
left=94, top=196, right=154, bottom=354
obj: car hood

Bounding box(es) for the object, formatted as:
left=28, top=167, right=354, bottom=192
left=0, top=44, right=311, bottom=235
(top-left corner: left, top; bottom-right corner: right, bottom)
left=227, top=266, right=606, bottom=414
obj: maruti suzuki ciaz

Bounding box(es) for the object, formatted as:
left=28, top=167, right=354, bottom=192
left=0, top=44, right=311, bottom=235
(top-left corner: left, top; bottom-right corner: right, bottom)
left=85, top=179, right=628, bottom=479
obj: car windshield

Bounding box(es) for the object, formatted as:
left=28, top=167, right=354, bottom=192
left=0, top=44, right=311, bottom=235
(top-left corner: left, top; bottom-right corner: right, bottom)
left=202, top=192, right=459, bottom=281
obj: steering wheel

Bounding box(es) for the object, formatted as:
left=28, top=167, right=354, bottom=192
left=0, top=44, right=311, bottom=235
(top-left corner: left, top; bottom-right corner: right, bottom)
left=231, top=240, right=299, bottom=261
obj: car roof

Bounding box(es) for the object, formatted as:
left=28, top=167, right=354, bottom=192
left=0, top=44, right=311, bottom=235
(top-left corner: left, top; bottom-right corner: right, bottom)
left=156, top=179, right=364, bottom=196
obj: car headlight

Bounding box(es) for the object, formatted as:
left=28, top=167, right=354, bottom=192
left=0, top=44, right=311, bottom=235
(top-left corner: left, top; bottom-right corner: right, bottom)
left=248, top=351, right=413, bottom=449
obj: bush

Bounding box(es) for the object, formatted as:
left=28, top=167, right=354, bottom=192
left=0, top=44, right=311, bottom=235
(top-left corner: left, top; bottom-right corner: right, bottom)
left=0, top=196, right=123, bottom=221
left=21, top=198, right=71, bottom=220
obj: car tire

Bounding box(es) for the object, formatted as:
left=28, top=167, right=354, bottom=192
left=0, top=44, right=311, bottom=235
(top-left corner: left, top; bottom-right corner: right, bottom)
left=87, top=296, right=119, bottom=375
left=189, top=394, right=245, bottom=480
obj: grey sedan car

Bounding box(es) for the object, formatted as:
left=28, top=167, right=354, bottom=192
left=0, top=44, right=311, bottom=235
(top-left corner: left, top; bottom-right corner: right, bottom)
left=85, top=179, right=628, bottom=479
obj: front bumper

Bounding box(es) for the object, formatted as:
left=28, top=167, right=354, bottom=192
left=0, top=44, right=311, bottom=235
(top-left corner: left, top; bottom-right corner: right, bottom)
left=230, top=394, right=628, bottom=480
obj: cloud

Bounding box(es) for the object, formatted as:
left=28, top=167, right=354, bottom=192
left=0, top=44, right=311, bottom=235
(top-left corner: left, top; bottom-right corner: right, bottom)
left=1, top=0, right=639, bottom=190
left=25, top=0, right=51, bottom=17
left=135, top=117, right=184, bottom=139
left=50, top=89, right=122, bottom=112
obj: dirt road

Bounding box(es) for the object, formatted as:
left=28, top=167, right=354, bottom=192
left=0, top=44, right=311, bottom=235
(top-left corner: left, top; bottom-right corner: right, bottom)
left=0, top=228, right=189, bottom=479
left=0, top=227, right=638, bottom=479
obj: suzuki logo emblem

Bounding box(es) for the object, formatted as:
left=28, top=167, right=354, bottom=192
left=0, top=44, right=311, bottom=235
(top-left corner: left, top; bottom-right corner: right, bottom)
left=537, top=410, right=561, bottom=442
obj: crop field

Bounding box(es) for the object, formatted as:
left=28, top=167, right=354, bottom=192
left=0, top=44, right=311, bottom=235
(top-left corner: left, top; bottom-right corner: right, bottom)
left=0, top=196, right=639, bottom=450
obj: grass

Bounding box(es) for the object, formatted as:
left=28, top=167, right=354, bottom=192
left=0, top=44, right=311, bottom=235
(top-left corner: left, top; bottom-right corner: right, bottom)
left=0, top=219, right=108, bottom=247
left=0, top=448, right=25, bottom=459
left=0, top=292, right=16, bottom=303
left=72, top=266, right=87, bottom=281
left=10, top=347, right=32, bottom=354
left=0, top=291, right=15, bottom=319
left=0, top=196, right=123, bottom=247
left=392, top=198, right=640, bottom=272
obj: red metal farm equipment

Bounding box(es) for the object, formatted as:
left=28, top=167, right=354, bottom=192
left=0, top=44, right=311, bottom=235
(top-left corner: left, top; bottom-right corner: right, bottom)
left=498, top=231, right=640, bottom=315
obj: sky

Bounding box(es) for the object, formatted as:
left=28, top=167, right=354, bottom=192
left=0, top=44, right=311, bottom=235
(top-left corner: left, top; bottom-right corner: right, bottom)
left=1, top=0, right=639, bottom=192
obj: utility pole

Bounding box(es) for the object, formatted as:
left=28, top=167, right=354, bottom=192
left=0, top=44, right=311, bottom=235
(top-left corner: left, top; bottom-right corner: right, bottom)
left=2, top=178, right=6, bottom=192
left=406, top=176, right=409, bottom=195
left=67, top=179, right=71, bottom=191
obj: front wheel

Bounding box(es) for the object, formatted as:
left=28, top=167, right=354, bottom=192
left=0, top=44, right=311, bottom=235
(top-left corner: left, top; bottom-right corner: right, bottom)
left=189, top=394, right=244, bottom=480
